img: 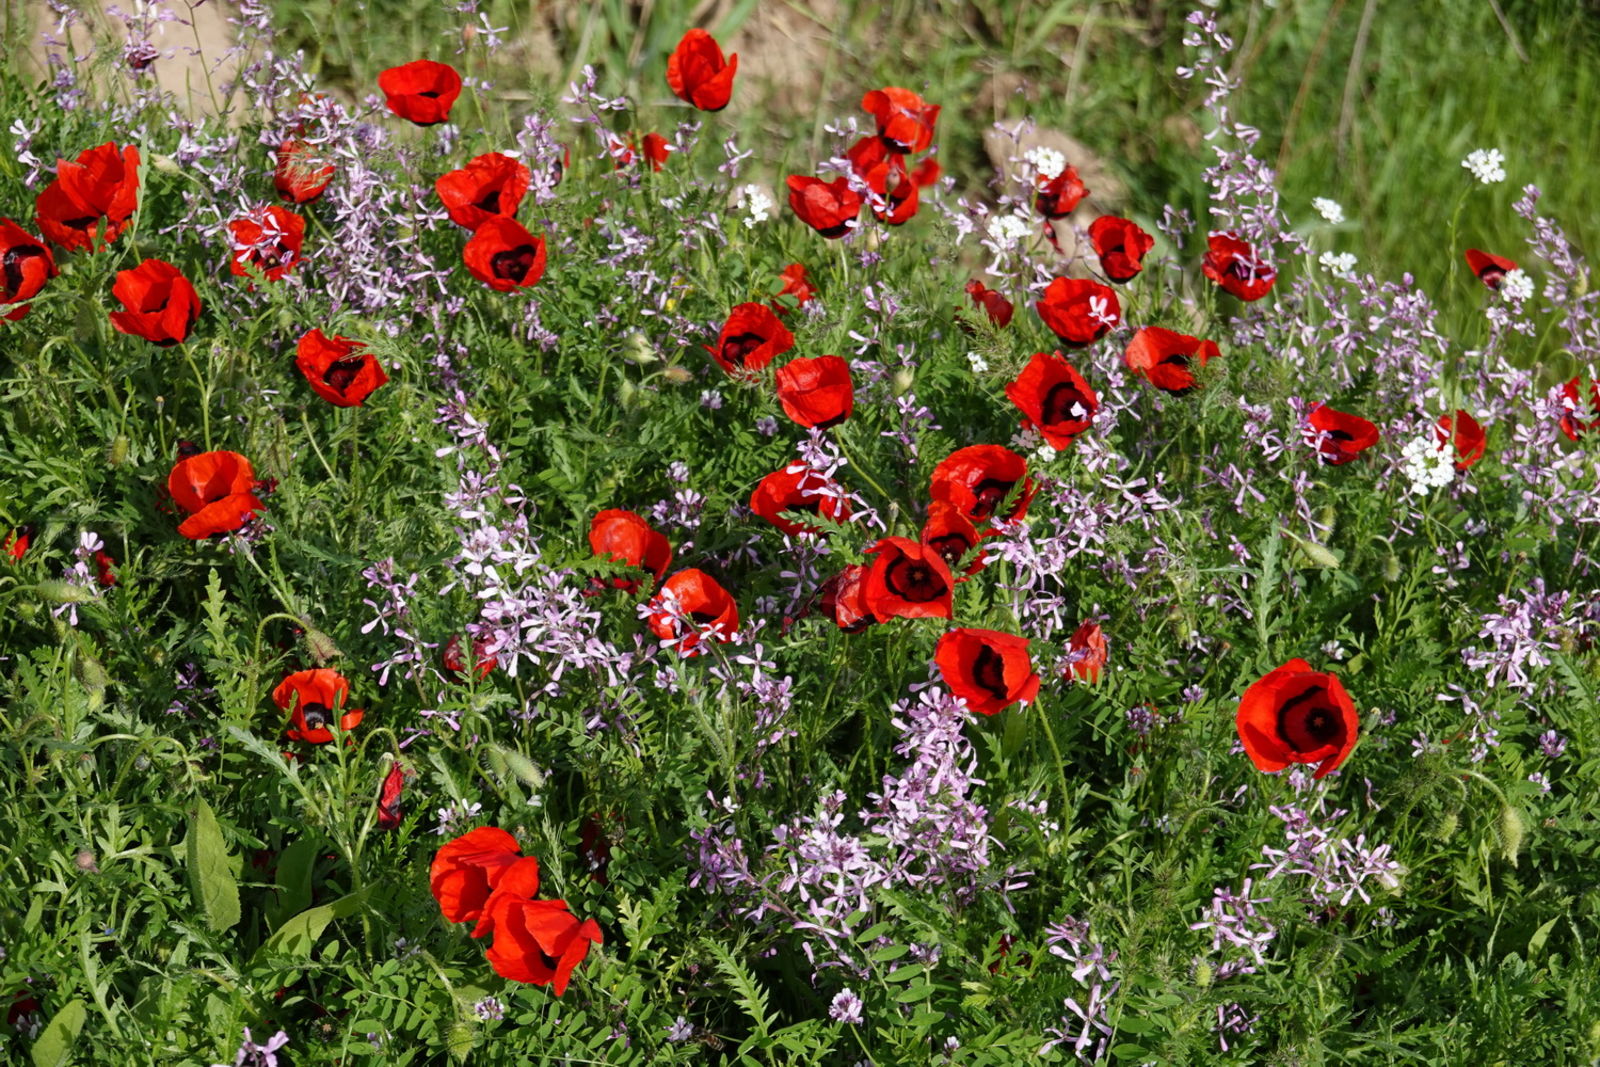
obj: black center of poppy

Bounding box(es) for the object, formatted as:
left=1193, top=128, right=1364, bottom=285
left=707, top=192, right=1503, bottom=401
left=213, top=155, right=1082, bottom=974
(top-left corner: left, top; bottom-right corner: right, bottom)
left=688, top=609, right=724, bottom=626
left=720, top=332, right=766, bottom=367
left=476, top=190, right=503, bottom=214
left=927, top=533, right=971, bottom=566
left=1277, top=686, right=1344, bottom=751
left=972, top=646, right=1009, bottom=701
left=1034, top=191, right=1064, bottom=218
left=1479, top=266, right=1505, bottom=287
left=1041, top=383, right=1090, bottom=427
left=1327, top=429, right=1353, bottom=443
left=419, top=90, right=441, bottom=99
left=971, top=477, right=1016, bottom=520
left=884, top=557, right=945, bottom=602
left=301, top=703, right=329, bottom=729
left=491, top=245, right=537, bottom=283
left=255, top=245, right=288, bottom=269
left=2, top=245, right=47, bottom=298
left=323, top=357, right=365, bottom=393
left=62, top=215, right=98, bottom=233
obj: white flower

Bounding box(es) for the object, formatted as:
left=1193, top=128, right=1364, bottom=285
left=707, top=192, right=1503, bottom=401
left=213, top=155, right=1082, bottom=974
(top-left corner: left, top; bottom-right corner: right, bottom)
left=1500, top=268, right=1534, bottom=303
left=1318, top=251, right=1358, bottom=279
left=1462, top=148, right=1506, bottom=185
left=738, top=184, right=773, bottom=229
left=966, top=351, right=990, bottom=374
left=985, top=213, right=1032, bottom=249
left=1312, top=197, right=1344, bottom=224
left=1400, top=431, right=1455, bottom=495
left=1023, top=146, right=1066, bottom=181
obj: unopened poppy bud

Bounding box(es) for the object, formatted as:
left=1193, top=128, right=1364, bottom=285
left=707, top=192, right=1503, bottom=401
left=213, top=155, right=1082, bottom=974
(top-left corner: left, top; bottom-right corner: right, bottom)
left=1298, top=539, right=1340, bottom=569
left=75, top=850, right=99, bottom=873
left=1317, top=505, right=1337, bottom=534
left=495, top=746, right=546, bottom=790
left=1193, top=960, right=1213, bottom=988
left=155, top=395, right=165, bottom=414
left=1560, top=630, right=1579, bottom=655
left=1500, top=803, right=1526, bottom=867
left=623, top=330, right=658, bottom=364
left=107, top=435, right=129, bottom=467
left=1434, top=810, right=1458, bottom=840
left=663, top=365, right=694, bottom=385
left=1382, top=554, right=1401, bottom=583
left=618, top=379, right=638, bottom=408
left=298, top=618, right=341, bottom=665
left=37, top=579, right=95, bottom=604
left=892, top=367, right=914, bottom=396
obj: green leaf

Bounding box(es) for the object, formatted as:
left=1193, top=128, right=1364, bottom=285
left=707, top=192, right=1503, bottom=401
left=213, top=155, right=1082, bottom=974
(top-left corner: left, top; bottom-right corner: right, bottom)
left=186, top=798, right=240, bottom=933
left=253, top=889, right=370, bottom=965
left=1527, top=915, right=1560, bottom=958
left=30, top=999, right=87, bottom=1067
left=894, top=981, right=934, bottom=1003
left=267, top=838, right=319, bottom=929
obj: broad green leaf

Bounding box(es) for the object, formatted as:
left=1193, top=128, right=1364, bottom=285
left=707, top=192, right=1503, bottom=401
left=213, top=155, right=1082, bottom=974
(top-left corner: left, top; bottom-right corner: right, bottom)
left=30, top=999, right=86, bottom=1067
left=186, top=798, right=240, bottom=933
left=253, top=889, right=369, bottom=964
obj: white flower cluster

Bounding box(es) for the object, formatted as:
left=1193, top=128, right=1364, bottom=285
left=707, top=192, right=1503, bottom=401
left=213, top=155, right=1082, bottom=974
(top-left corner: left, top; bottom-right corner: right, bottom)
left=1312, top=197, right=1344, bottom=224
left=1500, top=267, right=1534, bottom=303
left=1462, top=148, right=1506, bottom=185
left=985, top=212, right=1032, bottom=250
left=1011, top=425, right=1058, bottom=464
left=1023, top=146, right=1066, bottom=181
left=739, top=184, right=773, bottom=229
left=1400, top=431, right=1455, bottom=495
left=965, top=351, right=989, bottom=374
left=1318, top=250, right=1358, bottom=279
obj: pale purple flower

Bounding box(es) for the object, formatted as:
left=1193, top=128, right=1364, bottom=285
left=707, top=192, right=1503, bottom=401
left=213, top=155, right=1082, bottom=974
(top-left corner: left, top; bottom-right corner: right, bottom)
left=828, top=988, right=864, bottom=1025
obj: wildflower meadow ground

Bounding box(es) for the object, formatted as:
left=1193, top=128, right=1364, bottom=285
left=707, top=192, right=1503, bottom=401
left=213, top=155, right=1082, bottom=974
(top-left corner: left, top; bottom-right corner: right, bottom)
left=3, top=1, right=1600, bottom=1064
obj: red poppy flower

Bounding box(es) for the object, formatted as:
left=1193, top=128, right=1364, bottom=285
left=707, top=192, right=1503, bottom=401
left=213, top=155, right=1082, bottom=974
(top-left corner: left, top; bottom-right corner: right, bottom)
left=641, top=133, right=672, bottom=172
left=861, top=87, right=939, bottom=154
left=92, top=549, right=116, bottom=587
left=1005, top=351, right=1099, bottom=450
left=1434, top=410, right=1486, bottom=469
left=273, top=668, right=364, bottom=744
left=935, top=628, right=1039, bottom=716
left=819, top=564, right=874, bottom=632
left=274, top=140, right=335, bottom=203
left=1306, top=403, right=1380, bottom=465
left=911, top=156, right=941, bottom=188
left=463, top=216, right=547, bottom=292
left=786, top=176, right=862, bottom=239
left=470, top=857, right=603, bottom=993
left=1464, top=248, right=1516, bottom=290
left=376, top=760, right=406, bottom=830
left=34, top=142, right=141, bottom=252
left=589, top=509, right=673, bottom=594
left=167, top=449, right=266, bottom=539
left=1237, top=658, right=1359, bottom=779
left=964, top=280, right=1013, bottom=328
left=435, top=152, right=531, bottom=230
left=1088, top=215, right=1154, bottom=283
left=775, top=355, right=853, bottom=428
left=378, top=60, right=463, bottom=126
left=227, top=205, right=305, bottom=282
left=921, top=501, right=987, bottom=578
left=863, top=537, right=954, bottom=622
left=749, top=462, right=851, bottom=537
left=929, top=445, right=1036, bottom=525
left=1559, top=377, right=1600, bottom=441
left=430, top=826, right=522, bottom=923
left=846, top=136, right=919, bottom=225
left=647, top=568, right=739, bottom=655
left=1034, top=165, right=1088, bottom=220
left=109, top=259, right=200, bottom=346
left=773, top=263, right=817, bottom=314
left=0, top=218, right=56, bottom=321
left=294, top=328, right=390, bottom=407
left=3, top=526, right=30, bottom=562
left=1202, top=232, right=1276, bottom=301
left=605, top=133, right=637, bottom=170
left=706, top=302, right=794, bottom=375
left=1065, top=620, right=1107, bottom=683
left=1036, top=277, right=1121, bottom=347
left=666, top=29, right=738, bottom=111
left=1122, top=327, right=1219, bottom=396
left=441, top=633, right=498, bottom=680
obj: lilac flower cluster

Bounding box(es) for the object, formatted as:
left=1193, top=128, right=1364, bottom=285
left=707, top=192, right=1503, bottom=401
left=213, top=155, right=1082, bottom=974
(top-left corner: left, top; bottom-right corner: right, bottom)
left=1253, top=797, right=1403, bottom=912
left=1040, top=916, right=1118, bottom=1061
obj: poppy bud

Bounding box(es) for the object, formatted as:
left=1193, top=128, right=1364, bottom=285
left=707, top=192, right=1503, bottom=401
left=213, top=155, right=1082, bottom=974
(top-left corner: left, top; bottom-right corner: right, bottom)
left=1434, top=810, right=1458, bottom=841
left=1194, top=960, right=1213, bottom=988
left=1316, top=506, right=1337, bottom=534
left=74, top=850, right=99, bottom=873
left=492, top=745, right=545, bottom=790
left=892, top=367, right=915, bottom=396
left=152, top=153, right=182, bottom=175
left=1382, top=554, right=1402, bottom=583
left=107, top=435, right=129, bottom=467
left=1500, top=803, right=1526, bottom=867
left=298, top=618, right=342, bottom=665
left=623, top=331, right=658, bottom=364
left=663, top=366, right=693, bottom=385
left=37, top=579, right=96, bottom=604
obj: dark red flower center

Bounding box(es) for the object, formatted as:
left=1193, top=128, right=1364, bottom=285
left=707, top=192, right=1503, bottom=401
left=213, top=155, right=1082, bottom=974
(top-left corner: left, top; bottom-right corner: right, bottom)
left=971, top=477, right=1017, bottom=519
left=972, top=646, right=1008, bottom=701
left=927, top=533, right=972, bottom=566
left=884, top=556, right=946, bottom=602
left=720, top=332, right=767, bottom=367
left=300, top=702, right=329, bottom=730
left=688, top=609, right=725, bottom=626
left=1277, top=686, right=1344, bottom=752
left=418, top=90, right=441, bottom=99
left=491, top=245, right=538, bottom=283
left=62, top=215, right=99, bottom=233
left=3, top=244, right=48, bottom=296
left=1041, top=383, right=1091, bottom=426
left=323, top=357, right=365, bottom=393
left=476, top=190, right=503, bottom=214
